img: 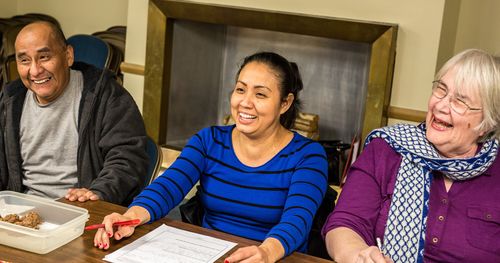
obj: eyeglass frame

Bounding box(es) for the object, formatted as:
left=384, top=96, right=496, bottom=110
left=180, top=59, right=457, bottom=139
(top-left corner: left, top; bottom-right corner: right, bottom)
left=431, top=80, right=482, bottom=115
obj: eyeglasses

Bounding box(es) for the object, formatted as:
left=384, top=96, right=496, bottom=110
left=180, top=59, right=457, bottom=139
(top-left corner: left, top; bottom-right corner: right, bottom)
left=431, top=80, right=482, bottom=115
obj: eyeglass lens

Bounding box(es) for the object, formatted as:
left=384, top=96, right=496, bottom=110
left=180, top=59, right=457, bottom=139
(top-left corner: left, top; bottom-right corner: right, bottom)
left=431, top=81, right=477, bottom=114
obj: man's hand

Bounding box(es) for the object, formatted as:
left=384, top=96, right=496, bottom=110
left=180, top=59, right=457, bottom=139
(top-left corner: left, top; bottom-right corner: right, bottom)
left=65, top=188, right=100, bottom=202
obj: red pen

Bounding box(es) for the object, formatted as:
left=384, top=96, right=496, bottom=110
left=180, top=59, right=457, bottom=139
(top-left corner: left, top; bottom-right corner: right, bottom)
left=84, top=219, right=141, bottom=230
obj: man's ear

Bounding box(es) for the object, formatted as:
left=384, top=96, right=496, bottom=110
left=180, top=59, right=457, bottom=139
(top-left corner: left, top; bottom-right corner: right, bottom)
left=478, top=126, right=487, bottom=137
left=66, top=44, right=74, bottom=67
left=280, top=93, right=294, bottom=114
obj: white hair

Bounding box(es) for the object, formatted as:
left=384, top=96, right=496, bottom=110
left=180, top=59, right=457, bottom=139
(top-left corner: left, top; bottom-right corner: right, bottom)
left=435, top=49, right=500, bottom=141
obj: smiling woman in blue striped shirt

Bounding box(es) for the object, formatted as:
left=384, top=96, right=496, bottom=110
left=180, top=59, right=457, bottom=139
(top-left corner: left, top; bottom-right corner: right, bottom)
left=94, top=52, right=328, bottom=262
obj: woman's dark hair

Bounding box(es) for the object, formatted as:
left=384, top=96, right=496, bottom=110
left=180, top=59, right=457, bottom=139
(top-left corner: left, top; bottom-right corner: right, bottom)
left=236, top=52, right=303, bottom=129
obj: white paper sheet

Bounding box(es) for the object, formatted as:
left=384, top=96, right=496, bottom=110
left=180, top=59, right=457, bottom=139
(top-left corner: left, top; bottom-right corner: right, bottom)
left=104, top=224, right=237, bottom=263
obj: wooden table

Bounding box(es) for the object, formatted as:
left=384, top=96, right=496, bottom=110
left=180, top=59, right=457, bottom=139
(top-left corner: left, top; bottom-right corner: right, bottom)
left=0, top=199, right=332, bottom=262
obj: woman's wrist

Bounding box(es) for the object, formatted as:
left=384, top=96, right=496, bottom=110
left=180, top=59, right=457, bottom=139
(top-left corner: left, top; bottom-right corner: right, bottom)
left=325, top=227, right=370, bottom=263
left=124, top=206, right=151, bottom=224
left=259, top=237, right=285, bottom=262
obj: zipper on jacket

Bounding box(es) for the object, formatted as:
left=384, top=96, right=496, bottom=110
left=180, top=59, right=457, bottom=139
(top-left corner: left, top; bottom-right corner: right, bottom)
left=2, top=104, right=12, bottom=183
left=76, top=68, right=107, bottom=187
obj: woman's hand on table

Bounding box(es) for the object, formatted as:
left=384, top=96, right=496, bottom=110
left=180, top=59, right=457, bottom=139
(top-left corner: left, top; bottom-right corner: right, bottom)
left=94, top=212, right=135, bottom=250
left=354, top=246, right=393, bottom=263
left=224, top=237, right=284, bottom=263
left=325, top=227, right=393, bottom=263
left=93, top=206, right=150, bottom=250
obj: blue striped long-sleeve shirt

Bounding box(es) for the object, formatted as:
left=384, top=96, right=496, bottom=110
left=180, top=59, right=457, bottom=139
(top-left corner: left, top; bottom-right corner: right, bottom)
left=130, top=125, right=328, bottom=255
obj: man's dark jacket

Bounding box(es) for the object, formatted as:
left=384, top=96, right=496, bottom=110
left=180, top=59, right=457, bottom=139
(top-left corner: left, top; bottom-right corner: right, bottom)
left=0, top=62, right=148, bottom=205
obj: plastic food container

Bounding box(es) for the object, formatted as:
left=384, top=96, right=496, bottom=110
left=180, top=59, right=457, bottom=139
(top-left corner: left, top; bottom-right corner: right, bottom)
left=0, top=191, right=89, bottom=254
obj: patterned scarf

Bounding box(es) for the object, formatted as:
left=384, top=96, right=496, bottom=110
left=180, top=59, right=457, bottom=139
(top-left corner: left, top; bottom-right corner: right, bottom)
left=365, top=123, right=498, bottom=263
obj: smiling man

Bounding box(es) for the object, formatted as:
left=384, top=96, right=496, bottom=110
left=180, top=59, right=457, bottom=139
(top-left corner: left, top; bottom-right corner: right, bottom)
left=0, top=21, right=148, bottom=205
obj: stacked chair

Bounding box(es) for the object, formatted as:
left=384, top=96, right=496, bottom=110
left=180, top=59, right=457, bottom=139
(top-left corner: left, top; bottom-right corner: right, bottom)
left=144, top=136, right=163, bottom=188
left=91, top=26, right=126, bottom=81
left=68, top=26, right=126, bottom=82
left=67, top=34, right=111, bottom=70
left=0, top=13, right=60, bottom=89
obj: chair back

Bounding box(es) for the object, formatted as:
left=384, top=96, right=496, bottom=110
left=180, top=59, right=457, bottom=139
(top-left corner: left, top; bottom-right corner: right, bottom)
left=92, top=28, right=126, bottom=78
left=144, top=136, right=163, bottom=188
left=307, top=186, right=337, bottom=259
left=67, top=34, right=110, bottom=69
left=3, top=54, right=18, bottom=82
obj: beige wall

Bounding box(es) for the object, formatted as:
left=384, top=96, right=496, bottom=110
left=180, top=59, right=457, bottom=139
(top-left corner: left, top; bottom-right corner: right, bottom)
left=123, top=0, right=446, bottom=119
left=436, top=0, right=461, bottom=71
left=0, top=0, right=17, bottom=17
left=122, top=0, right=149, bottom=111
left=14, top=0, right=128, bottom=38
left=455, top=0, right=500, bottom=55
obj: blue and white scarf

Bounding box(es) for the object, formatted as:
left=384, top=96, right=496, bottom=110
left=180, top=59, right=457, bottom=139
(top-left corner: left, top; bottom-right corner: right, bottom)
left=365, top=123, right=498, bottom=263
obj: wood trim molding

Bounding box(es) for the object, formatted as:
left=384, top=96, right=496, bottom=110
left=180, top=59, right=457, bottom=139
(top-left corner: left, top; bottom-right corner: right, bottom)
left=387, top=106, right=427, bottom=122
left=120, top=62, right=145, bottom=75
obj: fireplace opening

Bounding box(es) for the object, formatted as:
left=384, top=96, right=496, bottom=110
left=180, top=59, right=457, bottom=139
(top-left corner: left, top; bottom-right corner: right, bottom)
left=166, top=20, right=371, bottom=149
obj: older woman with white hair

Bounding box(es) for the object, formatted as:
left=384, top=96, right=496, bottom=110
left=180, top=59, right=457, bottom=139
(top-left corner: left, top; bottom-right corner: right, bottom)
left=322, top=49, right=500, bottom=263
